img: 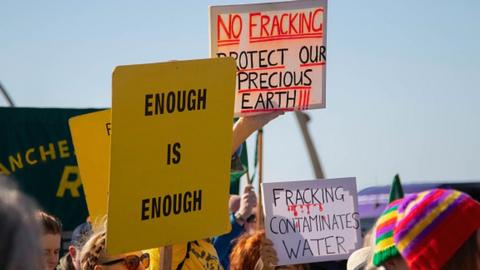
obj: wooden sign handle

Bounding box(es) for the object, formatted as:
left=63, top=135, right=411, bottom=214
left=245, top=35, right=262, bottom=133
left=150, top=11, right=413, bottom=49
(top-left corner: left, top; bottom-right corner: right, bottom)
left=159, top=245, right=172, bottom=270
left=256, top=129, right=265, bottom=229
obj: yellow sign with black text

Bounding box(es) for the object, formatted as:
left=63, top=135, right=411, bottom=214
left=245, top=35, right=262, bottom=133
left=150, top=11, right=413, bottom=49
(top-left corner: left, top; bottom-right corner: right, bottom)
left=69, top=109, right=111, bottom=223
left=107, top=58, right=236, bottom=255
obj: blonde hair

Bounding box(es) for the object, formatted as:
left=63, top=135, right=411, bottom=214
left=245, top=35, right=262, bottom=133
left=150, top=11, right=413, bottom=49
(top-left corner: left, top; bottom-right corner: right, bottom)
left=79, top=224, right=107, bottom=270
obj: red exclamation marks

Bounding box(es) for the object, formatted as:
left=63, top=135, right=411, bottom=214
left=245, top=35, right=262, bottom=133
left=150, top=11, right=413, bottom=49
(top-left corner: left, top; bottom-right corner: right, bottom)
left=298, top=90, right=304, bottom=110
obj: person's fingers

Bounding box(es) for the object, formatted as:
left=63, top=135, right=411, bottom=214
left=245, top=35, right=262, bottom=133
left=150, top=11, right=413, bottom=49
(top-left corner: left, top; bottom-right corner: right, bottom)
left=256, top=113, right=275, bottom=124
left=246, top=195, right=256, bottom=206
left=262, top=249, right=275, bottom=257
left=253, top=258, right=265, bottom=270
left=264, top=110, right=284, bottom=121
left=262, top=255, right=278, bottom=269
left=262, top=245, right=275, bottom=255
left=243, top=184, right=254, bottom=193
left=243, top=185, right=256, bottom=202
left=271, top=110, right=284, bottom=117
left=260, top=235, right=279, bottom=269
left=261, top=253, right=276, bottom=261
left=241, top=111, right=284, bottom=131
left=238, top=184, right=258, bottom=217
left=251, top=195, right=258, bottom=207
left=261, top=238, right=277, bottom=254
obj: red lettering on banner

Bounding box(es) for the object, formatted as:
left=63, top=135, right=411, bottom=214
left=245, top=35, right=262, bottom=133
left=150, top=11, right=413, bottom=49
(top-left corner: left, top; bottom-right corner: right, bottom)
left=289, top=13, right=299, bottom=34
left=249, top=12, right=261, bottom=39
left=260, top=14, right=270, bottom=37
left=280, top=13, right=289, bottom=35
left=239, top=86, right=310, bottom=93
left=312, top=8, right=324, bottom=32
left=241, top=108, right=294, bottom=113
left=287, top=203, right=324, bottom=217
left=299, top=91, right=304, bottom=110
left=217, top=14, right=242, bottom=45
left=248, top=8, right=324, bottom=43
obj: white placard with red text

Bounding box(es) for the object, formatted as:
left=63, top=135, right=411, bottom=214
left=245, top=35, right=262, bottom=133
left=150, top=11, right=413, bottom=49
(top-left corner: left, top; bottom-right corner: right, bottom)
left=262, top=178, right=362, bottom=265
left=210, top=0, right=327, bottom=116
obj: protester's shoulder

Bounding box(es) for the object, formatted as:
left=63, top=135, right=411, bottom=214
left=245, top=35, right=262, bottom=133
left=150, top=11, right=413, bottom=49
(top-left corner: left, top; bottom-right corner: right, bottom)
left=194, top=239, right=218, bottom=253
left=171, top=242, right=189, bottom=268
left=173, top=240, right=222, bottom=270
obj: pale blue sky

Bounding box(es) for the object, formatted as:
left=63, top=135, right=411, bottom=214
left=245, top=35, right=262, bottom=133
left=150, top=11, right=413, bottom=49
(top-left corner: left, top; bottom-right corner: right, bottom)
left=1, top=0, right=479, bottom=189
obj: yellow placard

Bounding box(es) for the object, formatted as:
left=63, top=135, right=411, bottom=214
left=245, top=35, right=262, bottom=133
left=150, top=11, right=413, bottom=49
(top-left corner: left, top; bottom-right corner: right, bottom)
left=69, top=109, right=111, bottom=223
left=70, top=110, right=162, bottom=270
left=107, top=58, right=236, bottom=255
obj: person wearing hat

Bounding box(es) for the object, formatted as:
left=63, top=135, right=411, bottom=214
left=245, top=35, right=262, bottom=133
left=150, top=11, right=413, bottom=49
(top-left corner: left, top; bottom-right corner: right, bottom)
left=57, top=222, right=92, bottom=270
left=347, top=247, right=374, bottom=270
left=393, top=188, right=480, bottom=270
left=371, top=199, right=407, bottom=270
left=346, top=200, right=398, bottom=270
left=350, top=176, right=407, bottom=270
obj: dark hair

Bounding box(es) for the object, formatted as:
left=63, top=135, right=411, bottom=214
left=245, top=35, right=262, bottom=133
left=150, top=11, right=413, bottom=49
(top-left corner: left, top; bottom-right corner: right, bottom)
left=442, top=231, right=479, bottom=270
left=36, top=211, right=62, bottom=235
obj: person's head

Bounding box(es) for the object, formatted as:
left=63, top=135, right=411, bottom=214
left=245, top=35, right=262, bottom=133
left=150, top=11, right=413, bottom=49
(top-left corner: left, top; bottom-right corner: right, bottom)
left=394, top=188, right=480, bottom=270
left=372, top=199, right=408, bottom=270
left=0, top=175, right=43, bottom=270
left=36, top=211, right=62, bottom=270
left=69, top=222, right=92, bottom=270
left=347, top=247, right=372, bottom=270
left=230, top=230, right=304, bottom=270
left=80, top=225, right=149, bottom=270
left=230, top=230, right=264, bottom=270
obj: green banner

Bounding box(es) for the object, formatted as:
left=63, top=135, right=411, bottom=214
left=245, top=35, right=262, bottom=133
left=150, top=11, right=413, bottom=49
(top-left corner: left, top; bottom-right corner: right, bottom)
left=0, top=107, right=100, bottom=231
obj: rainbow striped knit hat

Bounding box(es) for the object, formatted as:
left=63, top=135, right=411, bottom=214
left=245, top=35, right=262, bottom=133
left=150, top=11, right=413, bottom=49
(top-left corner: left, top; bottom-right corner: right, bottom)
left=393, top=189, right=480, bottom=270
left=372, top=199, right=402, bottom=266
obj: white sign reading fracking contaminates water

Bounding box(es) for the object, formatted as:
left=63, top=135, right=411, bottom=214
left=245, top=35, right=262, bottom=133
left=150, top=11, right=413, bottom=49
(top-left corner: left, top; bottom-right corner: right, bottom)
left=262, top=178, right=361, bottom=265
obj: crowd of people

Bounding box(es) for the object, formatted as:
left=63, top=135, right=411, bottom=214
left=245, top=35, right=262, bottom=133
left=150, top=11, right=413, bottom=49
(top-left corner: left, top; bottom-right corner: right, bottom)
left=1, top=112, right=480, bottom=270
